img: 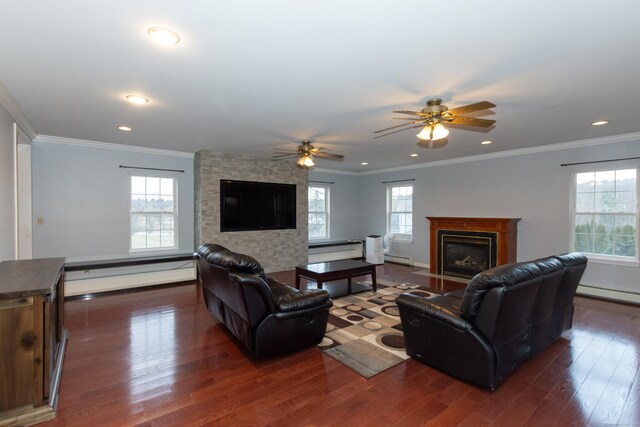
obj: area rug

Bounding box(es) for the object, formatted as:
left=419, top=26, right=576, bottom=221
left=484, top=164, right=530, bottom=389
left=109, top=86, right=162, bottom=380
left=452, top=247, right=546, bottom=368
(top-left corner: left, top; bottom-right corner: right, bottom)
left=317, top=279, right=439, bottom=379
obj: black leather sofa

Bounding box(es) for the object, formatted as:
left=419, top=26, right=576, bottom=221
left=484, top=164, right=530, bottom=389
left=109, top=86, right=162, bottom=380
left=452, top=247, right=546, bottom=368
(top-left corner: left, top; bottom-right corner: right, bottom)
left=194, top=243, right=333, bottom=358
left=397, top=252, right=587, bottom=389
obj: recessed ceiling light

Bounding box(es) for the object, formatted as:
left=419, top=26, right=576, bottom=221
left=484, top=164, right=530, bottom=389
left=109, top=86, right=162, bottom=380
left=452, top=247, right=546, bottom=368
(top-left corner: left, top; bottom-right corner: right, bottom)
left=147, top=27, right=181, bottom=45
left=481, top=140, right=492, bottom=145
left=118, top=125, right=132, bottom=132
left=410, top=153, right=418, bottom=157
left=361, top=162, right=368, bottom=166
left=126, top=95, right=149, bottom=105
left=591, top=120, right=609, bottom=126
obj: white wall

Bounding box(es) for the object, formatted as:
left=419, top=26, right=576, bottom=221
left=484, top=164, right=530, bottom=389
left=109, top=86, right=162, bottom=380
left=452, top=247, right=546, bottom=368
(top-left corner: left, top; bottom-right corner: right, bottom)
left=354, top=137, right=640, bottom=299
left=32, top=136, right=195, bottom=261
left=0, top=104, right=16, bottom=261
left=308, top=170, right=363, bottom=242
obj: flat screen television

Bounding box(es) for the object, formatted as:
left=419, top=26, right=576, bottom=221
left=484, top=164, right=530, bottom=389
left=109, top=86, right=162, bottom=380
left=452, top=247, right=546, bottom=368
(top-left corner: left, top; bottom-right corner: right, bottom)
left=220, top=180, right=296, bottom=232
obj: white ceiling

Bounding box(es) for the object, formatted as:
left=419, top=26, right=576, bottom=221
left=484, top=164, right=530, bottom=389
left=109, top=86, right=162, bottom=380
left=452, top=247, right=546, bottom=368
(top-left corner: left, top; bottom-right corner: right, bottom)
left=2, top=1, right=640, bottom=172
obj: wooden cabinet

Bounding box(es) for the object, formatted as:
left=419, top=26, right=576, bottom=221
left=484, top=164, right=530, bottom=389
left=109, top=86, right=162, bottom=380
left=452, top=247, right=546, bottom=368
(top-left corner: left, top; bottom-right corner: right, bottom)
left=0, top=258, right=67, bottom=426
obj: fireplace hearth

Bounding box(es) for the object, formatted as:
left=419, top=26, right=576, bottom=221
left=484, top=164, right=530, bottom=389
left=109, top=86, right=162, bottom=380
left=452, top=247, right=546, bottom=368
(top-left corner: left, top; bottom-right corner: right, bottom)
left=427, top=217, right=520, bottom=278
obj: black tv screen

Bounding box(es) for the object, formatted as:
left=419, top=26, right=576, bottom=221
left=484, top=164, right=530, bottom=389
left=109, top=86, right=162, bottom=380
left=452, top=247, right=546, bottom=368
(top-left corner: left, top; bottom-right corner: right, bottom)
left=220, top=180, right=296, bottom=232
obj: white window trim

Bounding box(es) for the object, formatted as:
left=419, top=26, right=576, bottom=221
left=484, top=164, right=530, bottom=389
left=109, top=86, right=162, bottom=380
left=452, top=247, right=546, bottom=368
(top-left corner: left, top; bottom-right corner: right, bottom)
left=308, top=184, right=330, bottom=241
left=569, top=166, right=639, bottom=265
left=387, top=184, right=413, bottom=242
left=128, top=171, right=180, bottom=254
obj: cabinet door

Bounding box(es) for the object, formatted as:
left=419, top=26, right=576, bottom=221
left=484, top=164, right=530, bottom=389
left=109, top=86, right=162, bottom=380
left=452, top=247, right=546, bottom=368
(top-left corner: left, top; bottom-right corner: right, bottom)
left=44, top=269, right=64, bottom=400
left=0, top=297, right=37, bottom=411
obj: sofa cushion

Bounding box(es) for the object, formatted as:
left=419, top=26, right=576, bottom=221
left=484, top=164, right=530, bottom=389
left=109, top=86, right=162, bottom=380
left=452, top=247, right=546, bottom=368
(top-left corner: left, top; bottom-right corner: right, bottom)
left=460, top=262, right=542, bottom=321
left=554, top=252, right=588, bottom=267
left=198, top=243, right=267, bottom=281
left=195, top=243, right=228, bottom=261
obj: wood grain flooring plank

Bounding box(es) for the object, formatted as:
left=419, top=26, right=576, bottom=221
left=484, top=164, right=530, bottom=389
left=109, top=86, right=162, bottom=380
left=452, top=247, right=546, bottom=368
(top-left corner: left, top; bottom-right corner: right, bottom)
left=33, top=264, right=640, bottom=427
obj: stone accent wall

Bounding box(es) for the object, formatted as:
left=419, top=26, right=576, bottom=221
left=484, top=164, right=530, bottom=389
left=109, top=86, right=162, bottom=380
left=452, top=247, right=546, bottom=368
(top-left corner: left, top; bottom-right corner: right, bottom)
left=195, top=151, right=308, bottom=272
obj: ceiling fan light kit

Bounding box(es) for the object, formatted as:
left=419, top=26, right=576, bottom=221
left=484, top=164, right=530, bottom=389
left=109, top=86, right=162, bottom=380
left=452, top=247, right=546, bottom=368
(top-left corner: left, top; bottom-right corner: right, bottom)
left=272, top=139, right=344, bottom=168
left=374, top=98, right=496, bottom=148
left=416, top=126, right=432, bottom=140
left=297, top=154, right=315, bottom=168
left=417, top=123, right=449, bottom=141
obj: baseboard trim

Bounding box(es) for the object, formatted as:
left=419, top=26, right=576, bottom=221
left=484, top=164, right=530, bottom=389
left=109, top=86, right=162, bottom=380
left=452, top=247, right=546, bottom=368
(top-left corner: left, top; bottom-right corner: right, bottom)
left=577, top=283, right=640, bottom=304
left=384, top=254, right=414, bottom=266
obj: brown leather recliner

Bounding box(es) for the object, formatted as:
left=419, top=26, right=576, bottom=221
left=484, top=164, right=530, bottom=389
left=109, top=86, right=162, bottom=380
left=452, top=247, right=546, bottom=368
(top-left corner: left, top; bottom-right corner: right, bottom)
left=194, top=243, right=332, bottom=358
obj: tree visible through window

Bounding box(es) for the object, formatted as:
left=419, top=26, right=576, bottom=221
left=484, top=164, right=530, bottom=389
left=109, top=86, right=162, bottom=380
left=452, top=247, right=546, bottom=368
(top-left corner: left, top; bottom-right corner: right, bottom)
left=130, top=175, right=177, bottom=250
left=574, top=169, right=637, bottom=258
left=309, top=185, right=329, bottom=239
left=388, top=185, right=413, bottom=238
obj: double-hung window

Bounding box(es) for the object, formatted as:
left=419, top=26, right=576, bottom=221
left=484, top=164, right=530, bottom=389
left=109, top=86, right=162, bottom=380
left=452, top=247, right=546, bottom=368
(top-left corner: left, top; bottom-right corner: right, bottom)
left=130, top=175, right=177, bottom=251
left=387, top=184, right=413, bottom=241
left=573, top=168, right=638, bottom=260
left=308, top=185, right=329, bottom=240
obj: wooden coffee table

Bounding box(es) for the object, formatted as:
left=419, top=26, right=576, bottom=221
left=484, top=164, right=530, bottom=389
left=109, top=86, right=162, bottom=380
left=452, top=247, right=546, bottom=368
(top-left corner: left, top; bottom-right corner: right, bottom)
left=295, top=259, right=377, bottom=294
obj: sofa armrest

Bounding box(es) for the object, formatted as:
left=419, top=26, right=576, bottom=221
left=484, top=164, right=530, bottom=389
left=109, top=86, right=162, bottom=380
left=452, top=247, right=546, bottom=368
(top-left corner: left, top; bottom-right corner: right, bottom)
left=229, top=272, right=277, bottom=313
left=273, top=300, right=333, bottom=320
left=397, top=292, right=498, bottom=389
left=396, top=293, right=472, bottom=332
left=274, top=289, right=331, bottom=312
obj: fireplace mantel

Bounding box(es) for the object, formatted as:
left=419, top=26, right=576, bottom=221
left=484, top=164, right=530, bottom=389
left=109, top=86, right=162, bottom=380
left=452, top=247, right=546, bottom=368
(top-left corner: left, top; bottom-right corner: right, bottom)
left=427, top=217, right=521, bottom=274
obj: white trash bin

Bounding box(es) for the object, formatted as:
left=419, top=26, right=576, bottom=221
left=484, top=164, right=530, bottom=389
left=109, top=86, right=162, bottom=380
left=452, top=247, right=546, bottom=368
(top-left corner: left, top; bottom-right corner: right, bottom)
left=366, top=235, right=384, bottom=264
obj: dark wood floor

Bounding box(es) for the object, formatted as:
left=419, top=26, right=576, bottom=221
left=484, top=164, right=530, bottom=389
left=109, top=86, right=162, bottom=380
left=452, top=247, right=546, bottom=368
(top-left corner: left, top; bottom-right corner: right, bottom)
left=42, top=263, right=640, bottom=426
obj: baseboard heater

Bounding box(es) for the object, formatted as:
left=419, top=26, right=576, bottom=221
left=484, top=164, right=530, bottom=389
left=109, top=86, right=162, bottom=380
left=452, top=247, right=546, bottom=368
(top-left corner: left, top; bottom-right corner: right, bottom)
left=64, top=261, right=196, bottom=297
left=577, top=283, right=640, bottom=304
left=384, top=254, right=414, bottom=266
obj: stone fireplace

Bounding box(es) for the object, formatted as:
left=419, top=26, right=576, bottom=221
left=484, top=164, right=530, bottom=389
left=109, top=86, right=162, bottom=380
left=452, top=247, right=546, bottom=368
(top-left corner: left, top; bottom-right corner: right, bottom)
left=428, top=217, right=520, bottom=278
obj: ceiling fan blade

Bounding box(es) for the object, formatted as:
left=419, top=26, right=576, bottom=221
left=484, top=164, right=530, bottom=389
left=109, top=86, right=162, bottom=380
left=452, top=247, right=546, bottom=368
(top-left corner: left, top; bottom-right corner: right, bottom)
left=271, top=154, right=298, bottom=159
left=310, top=147, right=333, bottom=154
left=392, top=110, right=427, bottom=116
left=417, top=138, right=449, bottom=149
left=273, top=148, right=297, bottom=153
left=374, top=124, right=423, bottom=139
left=449, top=116, right=496, bottom=127
left=374, top=120, right=423, bottom=133
left=315, top=152, right=344, bottom=160
left=447, top=101, right=496, bottom=116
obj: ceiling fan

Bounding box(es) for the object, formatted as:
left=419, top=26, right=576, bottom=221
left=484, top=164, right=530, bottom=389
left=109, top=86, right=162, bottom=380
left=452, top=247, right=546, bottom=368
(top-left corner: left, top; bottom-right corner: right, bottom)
left=374, top=98, right=496, bottom=146
left=272, top=140, right=344, bottom=168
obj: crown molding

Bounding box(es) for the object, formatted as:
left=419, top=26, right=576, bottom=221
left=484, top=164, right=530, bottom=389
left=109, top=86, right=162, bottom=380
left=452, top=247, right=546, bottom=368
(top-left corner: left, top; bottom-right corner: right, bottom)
left=34, top=135, right=195, bottom=158
left=353, top=131, right=640, bottom=176
left=313, top=167, right=360, bottom=176
left=0, top=81, right=37, bottom=140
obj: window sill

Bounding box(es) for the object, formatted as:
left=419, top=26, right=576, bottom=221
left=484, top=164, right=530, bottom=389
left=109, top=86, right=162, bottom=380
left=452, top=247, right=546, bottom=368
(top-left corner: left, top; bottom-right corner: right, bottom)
left=392, top=239, right=413, bottom=244
left=585, top=255, right=640, bottom=268
left=129, top=247, right=180, bottom=256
